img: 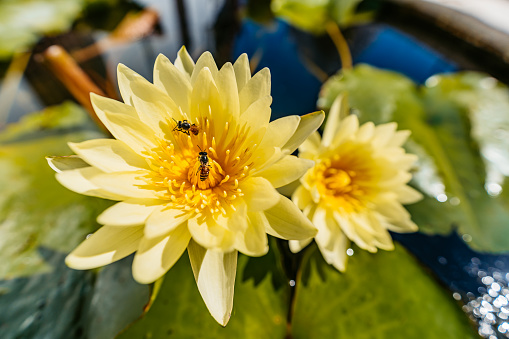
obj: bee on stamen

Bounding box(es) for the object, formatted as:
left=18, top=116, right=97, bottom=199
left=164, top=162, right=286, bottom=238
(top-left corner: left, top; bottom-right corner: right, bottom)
left=172, top=118, right=199, bottom=135
left=196, top=146, right=211, bottom=181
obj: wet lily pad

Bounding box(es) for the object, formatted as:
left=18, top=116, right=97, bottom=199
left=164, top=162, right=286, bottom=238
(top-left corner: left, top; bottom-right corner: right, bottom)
left=0, top=250, right=149, bottom=339
left=0, top=102, right=111, bottom=279
left=319, top=65, right=509, bottom=253
left=291, top=243, right=477, bottom=338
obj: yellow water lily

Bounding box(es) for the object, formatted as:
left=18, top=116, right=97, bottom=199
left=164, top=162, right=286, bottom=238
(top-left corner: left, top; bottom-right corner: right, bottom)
left=290, top=95, right=422, bottom=272
left=47, top=47, right=323, bottom=326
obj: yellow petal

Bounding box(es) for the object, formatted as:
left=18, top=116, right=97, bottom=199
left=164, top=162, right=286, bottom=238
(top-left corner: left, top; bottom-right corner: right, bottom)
left=227, top=200, right=249, bottom=233
left=322, top=95, right=347, bottom=147
left=187, top=240, right=237, bottom=327
left=68, top=139, right=148, bottom=173
left=376, top=199, right=412, bottom=223
left=283, top=111, right=325, bottom=154
left=240, top=176, right=280, bottom=211
left=256, top=155, right=314, bottom=188
left=298, top=131, right=321, bottom=157
left=335, top=213, right=378, bottom=252
left=233, top=53, right=251, bottom=92
left=356, top=121, right=375, bottom=142
left=312, top=206, right=350, bottom=271
left=387, top=129, right=411, bottom=147
left=239, top=67, right=270, bottom=114
left=46, top=155, right=88, bottom=173
left=188, top=215, right=235, bottom=252
left=153, top=53, right=192, bottom=113
left=239, top=95, right=272, bottom=133
left=276, top=179, right=301, bottom=198
left=234, top=212, right=269, bottom=256
left=132, top=224, right=191, bottom=284
left=117, top=63, right=144, bottom=106
left=174, top=46, right=195, bottom=78
left=395, top=185, right=423, bottom=204
left=365, top=213, right=394, bottom=251
left=371, top=122, right=398, bottom=148
left=264, top=195, right=317, bottom=240
left=289, top=238, right=313, bottom=253
left=189, top=67, right=222, bottom=124
left=316, top=226, right=349, bottom=272
left=385, top=218, right=419, bottom=233
left=191, top=51, right=218, bottom=85
left=260, top=116, right=300, bottom=150
left=292, top=185, right=313, bottom=210
left=65, top=225, right=143, bottom=269
left=56, top=167, right=127, bottom=200
left=144, top=205, right=192, bottom=238
left=330, top=114, right=359, bottom=149
left=97, top=111, right=158, bottom=156
left=90, top=171, right=160, bottom=199
left=97, top=199, right=162, bottom=226
left=129, top=78, right=181, bottom=136
left=216, top=62, right=240, bottom=119
left=90, top=93, right=138, bottom=131
left=312, top=206, right=334, bottom=251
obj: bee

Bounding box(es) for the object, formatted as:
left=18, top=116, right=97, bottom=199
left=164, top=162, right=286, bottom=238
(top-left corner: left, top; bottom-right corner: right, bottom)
left=172, top=118, right=199, bottom=136
left=196, top=146, right=211, bottom=181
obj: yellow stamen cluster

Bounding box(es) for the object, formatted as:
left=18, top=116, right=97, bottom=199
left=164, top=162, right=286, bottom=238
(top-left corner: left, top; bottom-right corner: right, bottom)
left=139, top=115, right=255, bottom=218
left=308, top=142, right=379, bottom=213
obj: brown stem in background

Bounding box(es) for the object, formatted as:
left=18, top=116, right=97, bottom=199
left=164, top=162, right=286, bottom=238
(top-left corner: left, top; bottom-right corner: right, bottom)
left=325, top=21, right=353, bottom=70
left=43, top=45, right=107, bottom=132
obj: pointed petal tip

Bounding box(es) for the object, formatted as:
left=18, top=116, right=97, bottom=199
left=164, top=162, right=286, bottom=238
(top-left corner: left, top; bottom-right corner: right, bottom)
left=214, top=310, right=232, bottom=327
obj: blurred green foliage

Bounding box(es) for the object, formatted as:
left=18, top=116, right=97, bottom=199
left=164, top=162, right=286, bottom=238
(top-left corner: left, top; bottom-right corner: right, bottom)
left=271, top=0, right=363, bottom=33
left=0, top=0, right=84, bottom=59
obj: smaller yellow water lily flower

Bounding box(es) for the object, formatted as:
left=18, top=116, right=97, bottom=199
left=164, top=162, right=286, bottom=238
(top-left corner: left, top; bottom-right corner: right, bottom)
left=47, top=47, right=324, bottom=326
left=290, top=95, right=422, bottom=272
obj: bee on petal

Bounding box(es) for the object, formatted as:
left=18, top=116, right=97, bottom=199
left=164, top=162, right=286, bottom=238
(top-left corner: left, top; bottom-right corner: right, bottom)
left=172, top=118, right=199, bottom=135
left=196, top=146, right=211, bottom=181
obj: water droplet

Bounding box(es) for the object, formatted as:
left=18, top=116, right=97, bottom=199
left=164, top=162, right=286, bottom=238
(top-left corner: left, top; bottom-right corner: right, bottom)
left=486, top=183, right=502, bottom=196
left=463, top=234, right=473, bottom=242
left=346, top=248, right=354, bottom=256
left=436, top=193, right=448, bottom=202
left=449, top=197, right=460, bottom=206
left=289, top=280, right=295, bottom=287
left=425, top=75, right=440, bottom=87
left=453, top=292, right=462, bottom=301
left=438, top=256, right=448, bottom=265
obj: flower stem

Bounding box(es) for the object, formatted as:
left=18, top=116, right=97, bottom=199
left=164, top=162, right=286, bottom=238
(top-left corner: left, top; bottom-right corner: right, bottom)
left=325, top=21, right=352, bottom=70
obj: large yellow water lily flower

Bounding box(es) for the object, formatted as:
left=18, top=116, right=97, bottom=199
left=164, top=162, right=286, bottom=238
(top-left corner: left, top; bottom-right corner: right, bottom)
left=290, top=95, right=422, bottom=272
left=47, top=47, right=323, bottom=326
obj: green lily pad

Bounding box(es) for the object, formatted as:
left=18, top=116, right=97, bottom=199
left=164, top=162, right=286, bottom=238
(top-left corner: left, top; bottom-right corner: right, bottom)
left=291, top=244, right=477, bottom=338
left=0, top=102, right=111, bottom=279
left=319, top=65, right=509, bottom=253
left=271, top=0, right=362, bottom=34
left=118, top=243, right=290, bottom=338
left=0, top=250, right=149, bottom=339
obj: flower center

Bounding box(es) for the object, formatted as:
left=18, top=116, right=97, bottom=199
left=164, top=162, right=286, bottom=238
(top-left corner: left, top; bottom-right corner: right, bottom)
left=139, top=116, right=255, bottom=218
left=309, top=143, right=378, bottom=213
